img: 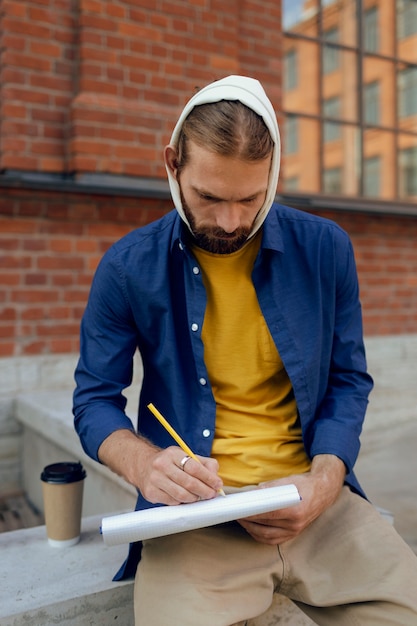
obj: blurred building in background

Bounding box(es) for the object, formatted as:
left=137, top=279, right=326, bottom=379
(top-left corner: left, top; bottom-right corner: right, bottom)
left=282, top=0, right=416, bottom=203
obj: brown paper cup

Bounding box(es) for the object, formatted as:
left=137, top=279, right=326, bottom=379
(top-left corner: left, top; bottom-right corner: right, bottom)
left=41, top=462, right=86, bottom=548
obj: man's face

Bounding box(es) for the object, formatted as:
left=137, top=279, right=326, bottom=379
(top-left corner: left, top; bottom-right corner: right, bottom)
left=165, top=140, right=271, bottom=254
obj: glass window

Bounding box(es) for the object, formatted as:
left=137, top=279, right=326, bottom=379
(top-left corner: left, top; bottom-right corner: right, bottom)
left=364, top=6, right=379, bottom=53
left=398, top=66, right=417, bottom=118
left=284, top=49, right=298, bottom=90
left=324, top=167, right=343, bottom=193
left=363, top=156, right=381, bottom=197
left=322, top=49, right=358, bottom=124
left=323, top=97, right=341, bottom=142
left=283, top=0, right=319, bottom=36
left=364, top=81, right=380, bottom=125
left=363, top=57, right=397, bottom=127
left=284, top=116, right=298, bottom=154
left=282, top=0, right=417, bottom=207
left=397, top=0, right=417, bottom=39
left=363, top=129, right=396, bottom=199
left=283, top=118, right=321, bottom=194
left=399, top=144, right=417, bottom=197
left=322, top=28, right=340, bottom=74
left=284, top=176, right=299, bottom=191
left=283, top=40, right=320, bottom=116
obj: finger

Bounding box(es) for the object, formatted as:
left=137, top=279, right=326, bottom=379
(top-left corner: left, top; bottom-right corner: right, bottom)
left=176, top=460, right=222, bottom=500
left=238, top=520, right=293, bottom=545
left=150, top=453, right=219, bottom=503
left=180, top=456, right=223, bottom=494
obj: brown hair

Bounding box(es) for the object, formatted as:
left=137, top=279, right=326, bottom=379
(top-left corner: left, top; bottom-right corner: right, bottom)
left=175, top=100, right=274, bottom=174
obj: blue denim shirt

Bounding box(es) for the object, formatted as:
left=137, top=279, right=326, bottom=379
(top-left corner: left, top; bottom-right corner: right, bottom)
left=73, top=202, right=373, bottom=579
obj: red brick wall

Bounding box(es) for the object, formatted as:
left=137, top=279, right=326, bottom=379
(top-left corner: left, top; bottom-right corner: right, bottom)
left=0, top=187, right=169, bottom=357
left=316, top=210, right=417, bottom=336
left=1, top=189, right=417, bottom=358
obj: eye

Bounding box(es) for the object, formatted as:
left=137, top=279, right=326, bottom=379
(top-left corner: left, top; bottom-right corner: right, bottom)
left=200, top=193, right=219, bottom=203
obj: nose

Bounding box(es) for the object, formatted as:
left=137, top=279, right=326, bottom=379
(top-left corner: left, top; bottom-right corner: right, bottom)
left=215, top=204, right=241, bottom=233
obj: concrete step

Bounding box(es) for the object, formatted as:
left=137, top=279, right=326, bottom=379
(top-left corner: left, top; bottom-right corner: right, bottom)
left=0, top=515, right=134, bottom=626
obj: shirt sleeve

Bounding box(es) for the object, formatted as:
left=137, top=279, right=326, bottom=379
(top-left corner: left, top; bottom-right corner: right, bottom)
left=73, top=251, right=138, bottom=462
left=309, top=237, right=373, bottom=473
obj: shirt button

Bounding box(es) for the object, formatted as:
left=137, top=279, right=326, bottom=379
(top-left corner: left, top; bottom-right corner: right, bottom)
left=192, top=266, right=200, bottom=275
left=191, top=323, right=199, bottom=332
left=179, top=242, right=184, bottom=251
left=202, top=429, right=211, bottom=438
left=199, top=377, right=207, bottom=386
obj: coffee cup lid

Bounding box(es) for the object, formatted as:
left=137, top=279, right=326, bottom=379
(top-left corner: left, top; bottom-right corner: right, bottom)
left=41, top=462, right=86, bottom=484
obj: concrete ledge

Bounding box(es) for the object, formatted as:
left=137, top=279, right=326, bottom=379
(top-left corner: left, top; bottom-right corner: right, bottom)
left=0, top=515, right=313, bottom=626
left=0, top=515, right=134, bottom=626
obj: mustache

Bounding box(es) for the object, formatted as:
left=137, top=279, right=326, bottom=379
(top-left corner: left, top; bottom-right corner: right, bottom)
left=198, top=225, right=251, bottom=239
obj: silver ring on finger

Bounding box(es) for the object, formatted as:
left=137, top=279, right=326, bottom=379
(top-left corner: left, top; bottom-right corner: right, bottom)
left=180, top=455, right=191, bottom=470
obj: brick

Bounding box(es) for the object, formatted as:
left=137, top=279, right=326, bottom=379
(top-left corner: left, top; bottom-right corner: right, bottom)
left=71, top=138, right=113, bottom=156
left=0, top=324, right=16, bottom=339
left=1, top=102, right=27, bottom=118
left=40, top=157, right=65, bottom=172
left=106, top=4, right=126, bottom=19
left=21, top=307, right=45, bottom=321
left=21, top=341, right=48, bottom=355
left=0, top=343, right=15, bottom=357
left=0, top=308, right=17, bottom=321
left=75, top=240, right=98, bottom=253
left=28, top=5, right=57, bottom=24
left=50, top=338, right=79, bottom=353
left=79, top=0, right=102, bottom=13
left=0, top=273, right=21, bottom=286
left=3, top=50, right=52, bottom=72
left=36, top=322, right=81, bottom=336
left=11, top=289, right=59, bottom=304
left=79, top=13, right=118, bottom=32
left=0, top=219, right=39, bottom=235
left=0, top=255, right=32, bottom=269
left=0, top=238, right=20, bottom=250
left=36, top=256, right=84, bottom=271
left=24, top=273, right=48, bottom=286
left=3, top=2, right=28, bottom=18
left=29, top=40, right=62, bottom=58
left=49, top=238, right=73, bottom=253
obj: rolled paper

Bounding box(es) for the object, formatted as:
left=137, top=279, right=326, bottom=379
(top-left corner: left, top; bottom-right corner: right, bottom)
left=101, top=484, right=301, bottom=546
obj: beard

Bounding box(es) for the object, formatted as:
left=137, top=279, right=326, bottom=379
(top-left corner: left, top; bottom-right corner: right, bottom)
left=180, top=190, right=254, bottom=255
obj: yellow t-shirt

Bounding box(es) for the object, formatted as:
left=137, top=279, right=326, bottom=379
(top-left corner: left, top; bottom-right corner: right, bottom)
left=192, top=233, right=311, bottom=487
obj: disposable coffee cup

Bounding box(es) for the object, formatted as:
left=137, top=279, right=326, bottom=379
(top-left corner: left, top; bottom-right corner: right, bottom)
left=41, top=462, right=86, bottom=547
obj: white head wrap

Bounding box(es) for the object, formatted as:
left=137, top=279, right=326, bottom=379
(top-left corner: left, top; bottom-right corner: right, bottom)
left=166, top=75, right=281, bottom=238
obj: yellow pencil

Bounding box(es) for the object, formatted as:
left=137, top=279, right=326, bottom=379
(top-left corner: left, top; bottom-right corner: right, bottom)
left=147, top=402, right=226, bottom=497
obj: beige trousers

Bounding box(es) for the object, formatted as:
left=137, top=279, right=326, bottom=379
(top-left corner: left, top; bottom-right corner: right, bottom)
left=134, top=487, right=417, bottom=625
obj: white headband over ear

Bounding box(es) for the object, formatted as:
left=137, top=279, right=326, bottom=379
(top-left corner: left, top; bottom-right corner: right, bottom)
left=165, top=75, right=281, bottom=239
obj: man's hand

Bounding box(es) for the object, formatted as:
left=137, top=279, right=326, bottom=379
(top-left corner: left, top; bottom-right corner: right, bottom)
left=98, top=429, right=223, bottom=505
left=238, top=454, right=346, bottom=545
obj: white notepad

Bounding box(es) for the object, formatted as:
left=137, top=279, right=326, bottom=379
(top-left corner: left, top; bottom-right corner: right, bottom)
left=101, top=484, right=301, bottom=546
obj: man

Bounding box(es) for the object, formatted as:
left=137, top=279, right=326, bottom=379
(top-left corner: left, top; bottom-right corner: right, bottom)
left=73, top=76, right=417, bottom=625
